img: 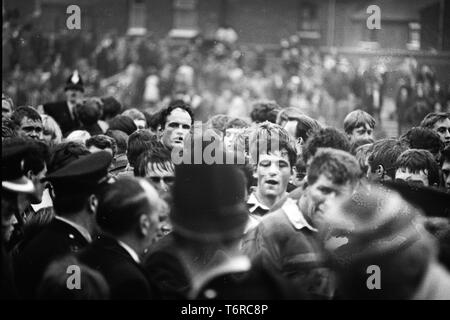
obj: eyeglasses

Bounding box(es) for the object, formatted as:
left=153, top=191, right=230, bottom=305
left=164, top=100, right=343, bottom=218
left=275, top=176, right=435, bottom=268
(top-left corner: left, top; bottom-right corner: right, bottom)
left=147, top=176, right=175, bottom=184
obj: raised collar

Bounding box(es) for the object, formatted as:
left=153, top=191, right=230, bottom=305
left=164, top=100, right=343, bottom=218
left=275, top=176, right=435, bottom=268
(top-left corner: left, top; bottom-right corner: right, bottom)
left=117, top=239, right=140, bottom=264
left=54, top=216, right=92, bottom=243
left=282, top=197, right=317, bottom=232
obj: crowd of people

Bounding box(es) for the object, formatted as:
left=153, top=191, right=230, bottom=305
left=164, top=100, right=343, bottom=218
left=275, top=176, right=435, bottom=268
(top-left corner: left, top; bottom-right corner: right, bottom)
left=2, top=9, right=450, bottom=300
left=2, top=64, right=450, bottom=299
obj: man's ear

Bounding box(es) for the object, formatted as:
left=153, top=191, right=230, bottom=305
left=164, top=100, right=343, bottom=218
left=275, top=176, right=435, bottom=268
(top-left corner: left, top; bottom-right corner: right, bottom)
left=376, top=165, right=384, bottom=178
left=139, top=214, right=150, bottom=237
left=88, top=195, right=98, bottom=215
left=26, top=170, right=34, bottom=180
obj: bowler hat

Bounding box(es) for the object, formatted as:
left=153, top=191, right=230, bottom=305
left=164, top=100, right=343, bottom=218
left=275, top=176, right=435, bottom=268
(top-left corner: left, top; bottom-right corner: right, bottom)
left=172, top=163, right=249, bottom=242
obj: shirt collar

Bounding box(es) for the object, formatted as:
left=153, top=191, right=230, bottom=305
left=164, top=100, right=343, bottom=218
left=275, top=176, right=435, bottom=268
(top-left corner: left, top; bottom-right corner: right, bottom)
left=247, top=192, right=271, bottom=213
left=54, top=216, right=92, bottom=243
left=282, top=197, right=317, bottom=232
left=117, top=240, right=140, bottom=263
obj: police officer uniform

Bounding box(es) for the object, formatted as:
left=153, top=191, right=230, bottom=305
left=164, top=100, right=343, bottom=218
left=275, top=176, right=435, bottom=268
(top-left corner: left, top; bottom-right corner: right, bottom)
left=1, top=144, right=35, bottom=299
left=13, top=151, right=112, bottom=299
left=43, top=71, right=83, bottom=137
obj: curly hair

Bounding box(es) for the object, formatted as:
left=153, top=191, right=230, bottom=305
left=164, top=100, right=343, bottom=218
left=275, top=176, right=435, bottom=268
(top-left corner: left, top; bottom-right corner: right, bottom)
left=250, top=100, right=281, bottom=124
left=302, top=127, right=351, bottom=163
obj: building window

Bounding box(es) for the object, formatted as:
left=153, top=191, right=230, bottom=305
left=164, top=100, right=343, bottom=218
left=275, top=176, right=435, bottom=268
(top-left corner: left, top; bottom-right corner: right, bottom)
left=298, top=2, right=320, bottom=39
left=173, top=0, right=198, bottom=30
left=299, top=2, right=319, bottom=31
left=407, top=22, right=421, bottom=50
left=128, top=0, right=147, bottom=35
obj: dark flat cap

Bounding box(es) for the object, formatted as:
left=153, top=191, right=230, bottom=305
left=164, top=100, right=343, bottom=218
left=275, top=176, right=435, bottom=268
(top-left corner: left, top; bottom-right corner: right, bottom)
left=2, top=144, right=35, bottom=193
left=44, top=151, right=112, bottom=194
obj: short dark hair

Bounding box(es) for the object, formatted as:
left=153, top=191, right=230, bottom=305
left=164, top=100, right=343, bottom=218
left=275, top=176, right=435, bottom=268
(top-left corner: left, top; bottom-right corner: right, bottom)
left=96, top=177, right=153, bottom=236
left=307, top=148, right=362, bottom=186
left=11, top=106, right=42, bottom=128
left=350, top=138, right=375, bottom=155
left=127, top=130, right=158, bottom=167
left=295, top=115, right=322, bottom=141
left=122, top=108, right=146, bottom=122
left=24, top=140, right=50, bottom=175
left=401, top=127, right=443, bottom=155
left=250, top=101, right=281, bottom=124
left=86, top=135, right=117, bottom=156
left=368, top=139, right=409, bottom=180
left=303, top=127, right=351, bottom=163
left=108, top=115, right=137, bottom=135
left=48, top=141, right=90, bottom=174
left=146, top=110, right=162, bottom=132
left=224, top=117, right=250, bottom=130
left=105, top=130, right=128, bottom=155
left=134, top=143, right=173, bottom=177
left=77, top=100, right=101, bottom=126
left=100, top=96, right=122, bottom=120
left=159, top=100, right=194, bottom=128
left=206, top=114, right=232, bottom=133
left=249, top=122, right=296, bottom=167
left=420, top=112, right=450, bottom=129
left=395, top=149, right=440, bottom=186
left=343, top=109, right=376, bottom=134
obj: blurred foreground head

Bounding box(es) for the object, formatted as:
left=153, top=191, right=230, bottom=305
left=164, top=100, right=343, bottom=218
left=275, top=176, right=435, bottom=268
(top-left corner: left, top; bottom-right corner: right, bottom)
left=325, top=184, right=445, bottom=300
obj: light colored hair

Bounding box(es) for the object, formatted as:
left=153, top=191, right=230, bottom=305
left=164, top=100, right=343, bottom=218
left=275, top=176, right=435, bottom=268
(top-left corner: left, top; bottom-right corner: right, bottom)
left=65, top=130, right=91, bottom=145
left=41, top=114, right=63, bottom=145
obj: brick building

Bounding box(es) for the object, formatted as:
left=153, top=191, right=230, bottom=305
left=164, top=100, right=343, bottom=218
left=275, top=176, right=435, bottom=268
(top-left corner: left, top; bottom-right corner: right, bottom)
left=4, top=0, right=449, bottom=51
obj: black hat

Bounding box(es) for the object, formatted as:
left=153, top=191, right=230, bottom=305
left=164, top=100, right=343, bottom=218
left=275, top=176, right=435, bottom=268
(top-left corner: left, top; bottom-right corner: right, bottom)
left=172, top=163, right=249, bottom=242
left=383, top=180, right=450, bottom=218
left=2, top=144, right=35, bottom=193
left=44, top=151, right=112, bottom=195
left=65, top=70, right=84, bottom=92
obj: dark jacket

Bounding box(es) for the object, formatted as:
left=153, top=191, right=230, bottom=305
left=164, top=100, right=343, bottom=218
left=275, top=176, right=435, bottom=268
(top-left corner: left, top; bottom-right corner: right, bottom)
left=13, top=218, right=89, bottom=299
left=43, top=101, right=80, bottom=137
left=143, top=233, right=190, bottom=300
left=78, top=236, right=156, bottom=300
left=194, top=256, right=306, bottom=300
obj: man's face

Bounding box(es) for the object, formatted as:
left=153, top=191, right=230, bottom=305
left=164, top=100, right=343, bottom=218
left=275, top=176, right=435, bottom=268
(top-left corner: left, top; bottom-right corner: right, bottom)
left=395, top=167, right=429, bottom=186
left=256, top=150, right=291, bottom=200
left=2, top=100, right=13, bottom=118
left=18, top=117, right=43, bottom=140
left=432, top=119, right=450, bottom=147
left=305, top=174, right=354, bottom=227
left=30, top=165, right=47, bottom=204
left=441, top=160, right=450, bottom=191
left=349, top=124, right=373, bottom=143
left=161, top=108, right=192, bottom=149
left=65, top=89, right=84, bottom=105
left=146, top=162, right=175, bottom=196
